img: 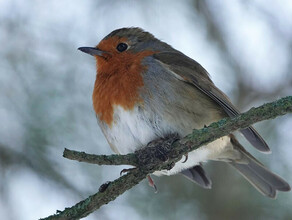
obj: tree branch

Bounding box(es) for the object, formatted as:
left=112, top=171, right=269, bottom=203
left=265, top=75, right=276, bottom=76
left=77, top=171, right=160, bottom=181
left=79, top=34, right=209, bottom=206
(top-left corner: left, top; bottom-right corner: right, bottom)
left=41, top=96, right=292, bottom=220
left=63, top=148, right=138, bottom=166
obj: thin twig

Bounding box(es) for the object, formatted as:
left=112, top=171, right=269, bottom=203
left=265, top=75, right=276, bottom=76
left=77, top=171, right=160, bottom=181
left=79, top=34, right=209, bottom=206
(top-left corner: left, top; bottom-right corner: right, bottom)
left=63, top=149, right=138, bottom=166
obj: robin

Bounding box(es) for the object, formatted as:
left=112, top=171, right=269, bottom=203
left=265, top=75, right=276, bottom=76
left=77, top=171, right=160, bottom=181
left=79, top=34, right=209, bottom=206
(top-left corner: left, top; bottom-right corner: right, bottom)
left=79, top=27, right=290, bottom=198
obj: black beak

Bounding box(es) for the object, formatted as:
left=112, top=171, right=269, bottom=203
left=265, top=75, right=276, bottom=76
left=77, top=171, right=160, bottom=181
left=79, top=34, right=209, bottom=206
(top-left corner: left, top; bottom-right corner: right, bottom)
left=78, top=47, right=106, bottom=57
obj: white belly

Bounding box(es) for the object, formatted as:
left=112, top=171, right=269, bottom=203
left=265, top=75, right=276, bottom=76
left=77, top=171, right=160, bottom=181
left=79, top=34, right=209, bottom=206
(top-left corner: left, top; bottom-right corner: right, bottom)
left=102, top=105, right=232, bottom=175
left=154, top=136, right=232, bottom=176
left=104, top=106, right=160, bottom=154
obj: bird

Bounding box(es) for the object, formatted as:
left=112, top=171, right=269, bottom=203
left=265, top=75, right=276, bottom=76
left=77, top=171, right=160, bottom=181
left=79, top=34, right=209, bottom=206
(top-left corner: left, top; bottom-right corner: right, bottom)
left=78, top=27, right=290, bottom=198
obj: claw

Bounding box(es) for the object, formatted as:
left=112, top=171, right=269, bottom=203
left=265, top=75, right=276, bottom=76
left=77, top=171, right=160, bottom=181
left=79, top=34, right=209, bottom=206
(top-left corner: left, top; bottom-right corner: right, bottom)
left=182, top=153, right=188, bottom=163
left=147, top=175, right=158, bottom=193
left=120, top=167, right=136, bottom=176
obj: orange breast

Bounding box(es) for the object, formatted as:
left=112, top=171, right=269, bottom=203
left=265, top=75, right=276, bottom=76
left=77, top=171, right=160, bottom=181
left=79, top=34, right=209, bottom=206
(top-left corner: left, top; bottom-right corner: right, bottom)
left=92, top=38, right=155, bottom=126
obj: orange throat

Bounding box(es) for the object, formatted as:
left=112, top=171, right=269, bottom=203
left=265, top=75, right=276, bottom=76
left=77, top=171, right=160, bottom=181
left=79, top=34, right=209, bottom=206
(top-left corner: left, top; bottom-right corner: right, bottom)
left=92, top=49, right=155, bottom=126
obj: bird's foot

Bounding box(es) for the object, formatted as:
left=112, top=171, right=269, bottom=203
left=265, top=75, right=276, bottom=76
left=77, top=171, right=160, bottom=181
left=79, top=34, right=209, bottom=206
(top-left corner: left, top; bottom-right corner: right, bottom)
left=120, top=167, right=137, bottom=176
left=182, top=153, right=188, bottom=163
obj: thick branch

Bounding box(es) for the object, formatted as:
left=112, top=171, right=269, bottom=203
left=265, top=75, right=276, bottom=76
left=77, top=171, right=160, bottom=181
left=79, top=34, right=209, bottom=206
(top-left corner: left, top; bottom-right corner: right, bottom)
left=41, top=96, right=292, bottom=220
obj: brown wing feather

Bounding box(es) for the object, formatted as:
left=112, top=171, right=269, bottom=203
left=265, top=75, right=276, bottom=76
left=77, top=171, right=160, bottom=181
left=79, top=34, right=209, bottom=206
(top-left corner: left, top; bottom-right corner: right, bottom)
left=153, top=52, right=270, bottom=152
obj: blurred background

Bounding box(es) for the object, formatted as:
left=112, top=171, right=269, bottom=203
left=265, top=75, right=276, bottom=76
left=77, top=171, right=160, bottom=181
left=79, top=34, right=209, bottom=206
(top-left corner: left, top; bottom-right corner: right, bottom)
left=0, top=0, right=292, bottom=219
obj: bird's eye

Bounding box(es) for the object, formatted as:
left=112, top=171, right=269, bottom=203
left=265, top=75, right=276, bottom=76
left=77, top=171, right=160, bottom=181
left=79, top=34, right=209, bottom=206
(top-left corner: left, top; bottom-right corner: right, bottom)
left=116, top=43, right=128, bottom=52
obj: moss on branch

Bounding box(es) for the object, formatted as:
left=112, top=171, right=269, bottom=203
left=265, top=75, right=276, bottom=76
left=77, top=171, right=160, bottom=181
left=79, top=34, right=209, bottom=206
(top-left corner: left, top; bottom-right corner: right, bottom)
left=63, top=148, right=138, bottom=166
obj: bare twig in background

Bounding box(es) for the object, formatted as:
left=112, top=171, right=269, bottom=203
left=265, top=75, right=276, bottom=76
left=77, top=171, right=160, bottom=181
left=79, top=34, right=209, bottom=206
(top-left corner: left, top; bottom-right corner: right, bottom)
left=42, top=96, right=292, bottom=220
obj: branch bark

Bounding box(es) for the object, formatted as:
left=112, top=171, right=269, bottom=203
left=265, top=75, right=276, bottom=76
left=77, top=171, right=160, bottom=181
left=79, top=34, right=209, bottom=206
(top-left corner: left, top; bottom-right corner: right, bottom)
left=41, top=96, right=292, bottom=220
left=63, top=149, right=138, bottom=166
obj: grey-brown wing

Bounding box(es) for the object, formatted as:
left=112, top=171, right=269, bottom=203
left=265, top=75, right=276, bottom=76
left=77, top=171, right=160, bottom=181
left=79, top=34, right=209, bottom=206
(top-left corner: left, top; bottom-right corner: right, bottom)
left=153, top=52, right=270, bottom=152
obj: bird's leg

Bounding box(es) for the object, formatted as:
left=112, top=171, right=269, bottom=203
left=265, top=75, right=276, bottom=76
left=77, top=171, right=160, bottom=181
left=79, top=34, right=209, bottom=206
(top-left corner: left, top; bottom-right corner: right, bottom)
left=120, top=168, right=158, bottom=193
left=147, top=175, right=158, bottom=193
left=119, top=168, right=157, bottom=193
left=145, top=133, right=180, bottom=163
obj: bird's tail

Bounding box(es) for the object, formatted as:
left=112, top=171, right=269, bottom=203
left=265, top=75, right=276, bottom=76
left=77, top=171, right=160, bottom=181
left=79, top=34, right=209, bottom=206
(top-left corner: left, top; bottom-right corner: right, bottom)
left=229, top=136, right=290, bottom=198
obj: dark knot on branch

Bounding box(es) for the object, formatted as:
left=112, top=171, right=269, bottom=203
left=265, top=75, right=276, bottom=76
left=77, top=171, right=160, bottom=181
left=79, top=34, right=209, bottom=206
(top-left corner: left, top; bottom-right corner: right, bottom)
left=135, top=134, right=180, bottom=173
